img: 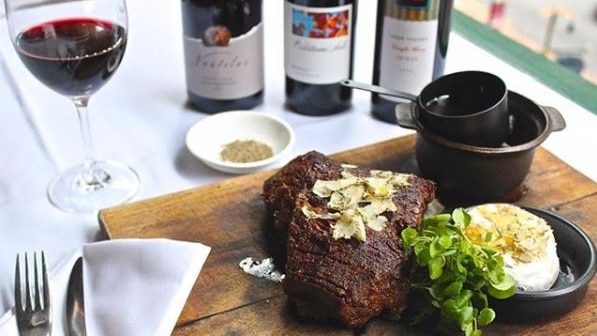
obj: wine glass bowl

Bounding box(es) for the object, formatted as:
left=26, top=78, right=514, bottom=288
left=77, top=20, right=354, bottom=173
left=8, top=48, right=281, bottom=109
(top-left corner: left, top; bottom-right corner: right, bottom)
left=4, top=0, right=139, bottom=213
left=14, top=18, right=127, bottom=98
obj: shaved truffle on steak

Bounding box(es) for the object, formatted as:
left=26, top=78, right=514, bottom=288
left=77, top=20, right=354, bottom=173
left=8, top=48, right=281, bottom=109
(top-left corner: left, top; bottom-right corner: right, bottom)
left=262, top=151, right=436, bottom=329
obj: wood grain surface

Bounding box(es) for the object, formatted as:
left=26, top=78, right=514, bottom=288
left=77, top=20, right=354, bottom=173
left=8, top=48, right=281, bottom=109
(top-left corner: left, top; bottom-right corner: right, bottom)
left=99, top=135, right=597, bottom=336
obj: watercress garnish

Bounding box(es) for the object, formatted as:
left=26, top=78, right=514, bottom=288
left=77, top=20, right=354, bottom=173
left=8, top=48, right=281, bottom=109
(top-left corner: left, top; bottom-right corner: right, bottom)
left=401, top=208, right=516, bottom=336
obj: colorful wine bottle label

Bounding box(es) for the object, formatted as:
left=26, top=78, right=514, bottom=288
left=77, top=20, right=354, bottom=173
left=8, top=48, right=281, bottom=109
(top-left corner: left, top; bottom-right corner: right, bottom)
left=184, top=23, right=264, bottom=100
left=379, top=1, right=438, bottom=100
left=284, top=2, right=352, bottom=84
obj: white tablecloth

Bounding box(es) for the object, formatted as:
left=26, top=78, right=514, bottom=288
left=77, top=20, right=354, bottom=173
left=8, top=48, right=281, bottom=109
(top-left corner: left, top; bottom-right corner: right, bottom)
left=1, top=0, right=595, bottom=317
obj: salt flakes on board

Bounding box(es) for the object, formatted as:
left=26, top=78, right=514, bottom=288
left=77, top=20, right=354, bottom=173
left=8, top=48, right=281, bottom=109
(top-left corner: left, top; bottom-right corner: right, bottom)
left=239, top=257, right=285, bottom=283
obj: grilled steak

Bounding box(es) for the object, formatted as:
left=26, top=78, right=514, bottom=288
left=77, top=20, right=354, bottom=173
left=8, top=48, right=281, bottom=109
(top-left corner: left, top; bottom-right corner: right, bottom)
left=263, top=151, right=436, bottom=329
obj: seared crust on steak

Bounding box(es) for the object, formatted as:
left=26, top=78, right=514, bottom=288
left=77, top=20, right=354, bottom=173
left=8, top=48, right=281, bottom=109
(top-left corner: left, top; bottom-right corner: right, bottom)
left=263, top=151, right=436, bottom=329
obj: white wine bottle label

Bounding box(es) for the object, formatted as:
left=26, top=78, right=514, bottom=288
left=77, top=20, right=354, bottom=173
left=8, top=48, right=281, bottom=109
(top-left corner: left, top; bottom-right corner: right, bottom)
left=284, top=2, right=352, bottom=84
left=184, top=23, right=264, bottom=100
left=379, top=16, right=438, bottom=100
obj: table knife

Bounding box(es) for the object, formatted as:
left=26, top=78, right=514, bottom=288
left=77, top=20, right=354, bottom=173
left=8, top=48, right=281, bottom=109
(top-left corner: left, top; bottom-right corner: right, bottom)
left=66, top=257, right=87, bottom=336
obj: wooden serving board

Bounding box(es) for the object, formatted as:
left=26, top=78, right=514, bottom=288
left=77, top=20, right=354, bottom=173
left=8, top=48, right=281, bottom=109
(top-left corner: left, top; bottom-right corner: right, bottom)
left=99, top=135, right=597, bottom=336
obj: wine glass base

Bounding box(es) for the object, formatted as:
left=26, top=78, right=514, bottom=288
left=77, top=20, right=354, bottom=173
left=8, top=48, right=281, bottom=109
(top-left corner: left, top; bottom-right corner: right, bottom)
left=48, top=160, right=140, bottom=213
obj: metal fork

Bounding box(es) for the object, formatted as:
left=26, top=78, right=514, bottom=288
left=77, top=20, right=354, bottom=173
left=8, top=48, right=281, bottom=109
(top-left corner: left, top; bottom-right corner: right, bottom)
left=14, top=252, right=52, bottom=336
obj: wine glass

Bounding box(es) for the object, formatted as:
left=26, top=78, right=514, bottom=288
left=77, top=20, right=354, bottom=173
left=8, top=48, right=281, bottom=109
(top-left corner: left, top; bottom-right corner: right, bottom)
left=4, top=0, right=139, bottom=213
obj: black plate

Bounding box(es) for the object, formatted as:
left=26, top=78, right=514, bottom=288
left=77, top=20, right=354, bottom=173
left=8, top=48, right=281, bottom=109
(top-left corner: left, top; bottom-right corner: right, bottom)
left=490, top=206, right=597, bottom=322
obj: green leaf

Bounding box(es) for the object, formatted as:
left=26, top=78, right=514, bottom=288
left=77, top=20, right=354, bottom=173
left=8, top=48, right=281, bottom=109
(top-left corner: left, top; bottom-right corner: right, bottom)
left=469, top=278, right=486, bottom=291
left=442, top=249, right=458, bottom=257
left=404, top=209, right=511, bottom=334
left=490, top=273, right=516, bottom=291
left=478, top=308, right=496, bottom=326
left=414, top=241, right=426, bottom=255
left=455, top=289, right=473, bottom=308
left=481, top=245, right=497, bottom=256
left=462, top=323, right=474, bottom=336
left=488, top=283, right=517, bottom=299
left=429, top=257, right=445, bottom=280
left=441, top=298, right=460, bottom=318
left=430, top=283, right=444, bottom=300
left=455, top=259, right=467, bottom=277
left=458, top=306, right=474, bottom=327
left=423, top=213, right=451, bottom=227
left=416, top=246, right=431, bottom=266
left=430, top=238, right=443, bottom=258
left=401, top=227, right=418, bottom=247
left=483, top=231, right=493, bottom=242
left=452, top=208, right=471, bottom=228
left=439, top=235, right=453, bottom=248
left=443, top=281, right=463, bottom=297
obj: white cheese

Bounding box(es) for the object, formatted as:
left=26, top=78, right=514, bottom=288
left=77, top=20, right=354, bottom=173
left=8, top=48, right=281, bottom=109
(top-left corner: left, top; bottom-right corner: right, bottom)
left=466, top=203, right=560, bottom=291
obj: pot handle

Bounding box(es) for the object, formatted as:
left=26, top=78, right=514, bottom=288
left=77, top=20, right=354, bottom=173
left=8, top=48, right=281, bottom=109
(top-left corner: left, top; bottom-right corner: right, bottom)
left=395, top=103, right=417, bottom=130
left=341, top=79, right=418, bottom=102
left=543, top=106, right=566, bottom=132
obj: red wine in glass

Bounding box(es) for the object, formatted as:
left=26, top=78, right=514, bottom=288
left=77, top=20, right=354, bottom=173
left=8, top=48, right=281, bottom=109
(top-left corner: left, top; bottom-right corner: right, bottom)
left=15, top=18, right=126, bottom=97
left=4, top=0, right=139, bottom=213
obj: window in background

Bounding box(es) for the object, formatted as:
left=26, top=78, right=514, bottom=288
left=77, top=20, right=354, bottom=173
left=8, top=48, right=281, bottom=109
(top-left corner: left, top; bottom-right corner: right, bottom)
left=455, top=0, right=596, bottom=85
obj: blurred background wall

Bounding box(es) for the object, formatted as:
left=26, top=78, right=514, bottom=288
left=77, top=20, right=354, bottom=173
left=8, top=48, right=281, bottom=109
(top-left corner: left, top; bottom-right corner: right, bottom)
left=456, top=0, right=597, bottom=84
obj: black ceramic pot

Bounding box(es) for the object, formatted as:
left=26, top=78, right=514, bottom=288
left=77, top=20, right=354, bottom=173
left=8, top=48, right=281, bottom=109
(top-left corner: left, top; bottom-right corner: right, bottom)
left=342, top=72, right=510, bottom=147
left=417, top=71, right=509, bottom=147
left=396, top=91, right=566, bottom=202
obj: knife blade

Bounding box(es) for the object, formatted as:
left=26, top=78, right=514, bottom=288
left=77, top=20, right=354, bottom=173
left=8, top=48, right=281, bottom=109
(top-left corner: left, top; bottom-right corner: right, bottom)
left=66, top=257, right=87, bottom=336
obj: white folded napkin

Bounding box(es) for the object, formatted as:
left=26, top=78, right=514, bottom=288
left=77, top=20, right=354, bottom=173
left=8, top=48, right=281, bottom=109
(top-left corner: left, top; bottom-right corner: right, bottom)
left=0, top=238, right=210, bottom=336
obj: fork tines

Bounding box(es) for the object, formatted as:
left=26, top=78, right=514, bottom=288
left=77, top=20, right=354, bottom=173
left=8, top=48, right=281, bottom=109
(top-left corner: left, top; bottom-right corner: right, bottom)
left=14, top=251, right=52, bottom=335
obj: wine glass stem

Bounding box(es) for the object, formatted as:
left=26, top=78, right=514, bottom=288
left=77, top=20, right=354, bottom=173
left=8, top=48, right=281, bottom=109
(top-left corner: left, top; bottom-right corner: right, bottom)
left=73, top=97, right=96, bottom=165
left=73, top=97, right=109, bottom=190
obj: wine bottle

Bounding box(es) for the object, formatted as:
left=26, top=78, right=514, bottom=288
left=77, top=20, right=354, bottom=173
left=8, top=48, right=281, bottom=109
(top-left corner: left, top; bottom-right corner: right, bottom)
left=371, top=0, right=454, bottom=123
left=181, top=0, right=264, bottom=113
left=284, top=0, right=357, bottom=116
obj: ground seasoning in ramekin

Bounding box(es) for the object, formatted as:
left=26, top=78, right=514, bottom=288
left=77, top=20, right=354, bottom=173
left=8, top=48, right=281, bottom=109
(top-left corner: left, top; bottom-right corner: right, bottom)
left=220, top=139, right=274, bottom=163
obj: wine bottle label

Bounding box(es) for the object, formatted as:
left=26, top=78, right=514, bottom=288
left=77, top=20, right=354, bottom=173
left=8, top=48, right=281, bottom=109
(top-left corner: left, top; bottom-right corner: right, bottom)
left=379, top=16, right=438, bottom=101
left=284, top=2, right=352, bottom=84
left=183, top=23, right=264, bottom=100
